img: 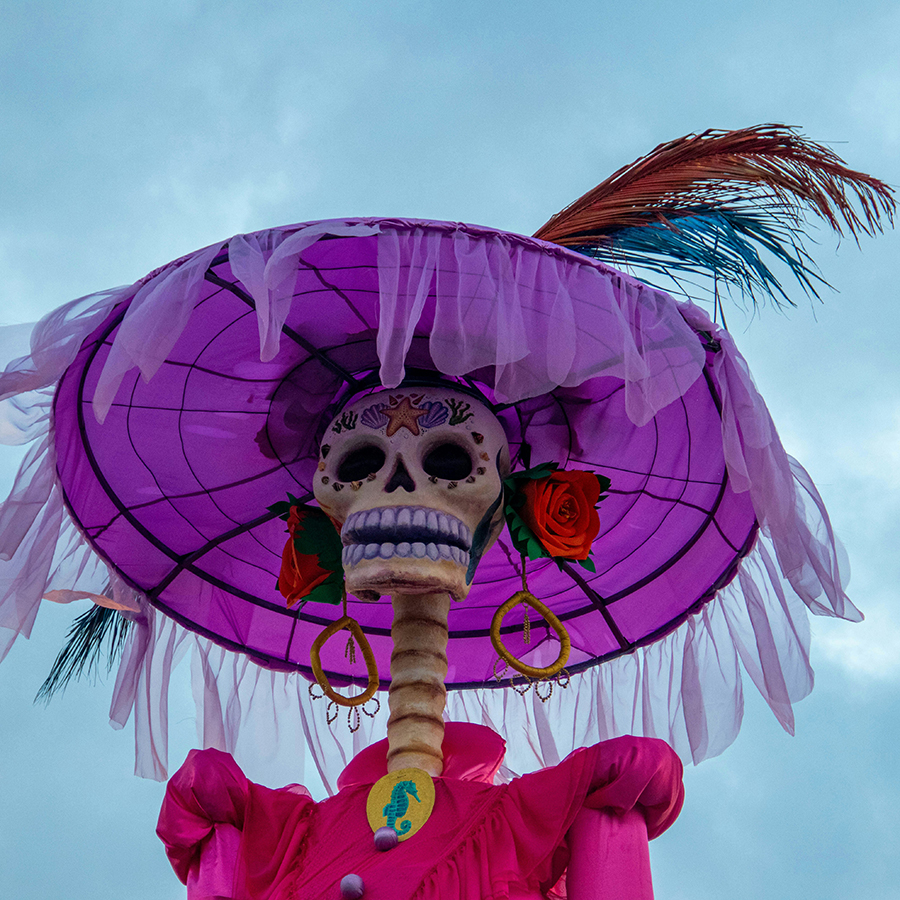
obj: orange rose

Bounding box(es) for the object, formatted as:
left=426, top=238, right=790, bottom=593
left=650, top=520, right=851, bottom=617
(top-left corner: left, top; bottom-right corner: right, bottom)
left=519, top=471, right=602, bottom=560
left=278, top=508, right=334, bottom=607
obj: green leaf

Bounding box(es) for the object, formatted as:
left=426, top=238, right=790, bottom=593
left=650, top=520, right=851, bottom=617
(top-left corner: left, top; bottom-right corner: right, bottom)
left=525, top=536, right=546, bottom=560
left=303, top=569, right=344, bottom=606
left=268, top=493, right=307, bottom=521
left=504, top=503, right=550, bottom=562
left=502, top=461, right=559, bottom=493
left=267, top=499, right=293, bottom=519
left=293, top=510, right=343, bottom=572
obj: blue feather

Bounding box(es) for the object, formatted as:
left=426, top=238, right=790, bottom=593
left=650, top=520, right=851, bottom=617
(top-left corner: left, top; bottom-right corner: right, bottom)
left=573, top=206, right=827, bottom=308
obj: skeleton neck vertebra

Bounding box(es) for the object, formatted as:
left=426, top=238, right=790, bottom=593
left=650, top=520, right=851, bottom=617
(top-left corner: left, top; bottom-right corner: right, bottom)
left=387, top=592, right=450, bottom=775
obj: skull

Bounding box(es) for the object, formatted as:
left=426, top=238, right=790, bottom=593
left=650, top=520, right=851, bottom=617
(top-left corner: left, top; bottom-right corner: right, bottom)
left=313, top=388, right=510, bottom=600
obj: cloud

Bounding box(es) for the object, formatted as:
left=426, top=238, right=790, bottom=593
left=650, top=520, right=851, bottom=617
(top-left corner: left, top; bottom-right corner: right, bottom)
left=849, top=67, right=900, bottom=148
left=815, top=605, right=900, bottom=681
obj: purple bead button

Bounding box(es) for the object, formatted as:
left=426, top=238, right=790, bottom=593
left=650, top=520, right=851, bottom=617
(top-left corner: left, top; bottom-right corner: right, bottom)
left=374, top=826, right=399, bottom=851
left=340, top=873, right=364, bottom=899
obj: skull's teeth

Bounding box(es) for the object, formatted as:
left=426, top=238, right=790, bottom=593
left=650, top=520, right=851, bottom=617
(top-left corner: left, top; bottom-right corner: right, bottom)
left=341, top=541, right=471, bottom=567
left=341, top=506, right=473, bottom=550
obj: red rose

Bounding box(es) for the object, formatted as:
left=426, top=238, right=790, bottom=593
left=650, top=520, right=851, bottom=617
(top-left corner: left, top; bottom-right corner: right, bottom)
left=519, top=471, right=602, bottom=560
left=278, top=509, right=334, bottom=607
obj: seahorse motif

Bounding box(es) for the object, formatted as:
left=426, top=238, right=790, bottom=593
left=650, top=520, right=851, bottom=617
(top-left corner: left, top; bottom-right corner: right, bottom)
left=381, top=780, right=421, bottom=835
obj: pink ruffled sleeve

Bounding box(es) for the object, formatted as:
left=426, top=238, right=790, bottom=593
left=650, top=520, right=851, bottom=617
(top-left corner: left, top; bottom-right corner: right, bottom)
left=158, top=748, right=315, bottom=900
left=157, top=748, right=251, bottom=886
left=567, top=736, right=684, bottom=900
left=500, top=736, right=684, bottom=897
left=582, top=735, right=684, bottom=839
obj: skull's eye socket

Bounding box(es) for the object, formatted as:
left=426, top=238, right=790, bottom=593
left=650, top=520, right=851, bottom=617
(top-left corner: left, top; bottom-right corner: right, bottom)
left=337, top=445, right=386, bottom=482
left=423, top=443, right=473, bottom=481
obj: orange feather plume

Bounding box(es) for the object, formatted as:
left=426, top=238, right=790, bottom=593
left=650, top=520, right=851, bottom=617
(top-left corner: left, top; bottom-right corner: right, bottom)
left=534, top=125, right=895, bottom=248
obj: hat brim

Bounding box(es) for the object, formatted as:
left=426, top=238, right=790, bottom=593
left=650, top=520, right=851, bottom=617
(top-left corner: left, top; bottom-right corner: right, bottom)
left=54, top=218, right=757, bottom=689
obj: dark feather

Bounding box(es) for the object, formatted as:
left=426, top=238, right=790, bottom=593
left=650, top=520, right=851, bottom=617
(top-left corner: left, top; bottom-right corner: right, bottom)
left=35, top=603, right=132, bottom=703
left=575, top=207, right=824, bottom=305
left=534, top=125, right=895, bottom=306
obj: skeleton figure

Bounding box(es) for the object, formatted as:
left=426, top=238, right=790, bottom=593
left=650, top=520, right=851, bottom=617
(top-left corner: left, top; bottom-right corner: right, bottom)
left=158, top=384, right=684, bottom=900
left=313, top=387, right=510, bottom=775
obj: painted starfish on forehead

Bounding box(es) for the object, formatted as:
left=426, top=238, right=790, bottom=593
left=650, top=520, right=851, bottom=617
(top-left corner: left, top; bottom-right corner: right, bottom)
left=383, top=395, right=428, bottom=437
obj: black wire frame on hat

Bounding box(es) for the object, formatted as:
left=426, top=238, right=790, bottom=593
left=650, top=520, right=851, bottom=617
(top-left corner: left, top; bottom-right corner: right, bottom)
left=51, top=231, right=759, bottom=692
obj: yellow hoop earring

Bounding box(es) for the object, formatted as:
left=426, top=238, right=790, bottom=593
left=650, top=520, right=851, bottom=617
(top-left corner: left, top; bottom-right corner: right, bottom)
left=490, top=590, right=571, bottom=679
left=310, top=614, right=380, bottom=708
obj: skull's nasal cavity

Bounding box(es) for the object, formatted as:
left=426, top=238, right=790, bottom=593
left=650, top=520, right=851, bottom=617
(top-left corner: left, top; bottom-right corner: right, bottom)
left=385, top=457, right=416, bottom=493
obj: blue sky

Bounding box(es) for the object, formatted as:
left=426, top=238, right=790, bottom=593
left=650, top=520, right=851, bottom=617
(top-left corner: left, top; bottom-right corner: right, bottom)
left=1, top=2, right=899, bottom=898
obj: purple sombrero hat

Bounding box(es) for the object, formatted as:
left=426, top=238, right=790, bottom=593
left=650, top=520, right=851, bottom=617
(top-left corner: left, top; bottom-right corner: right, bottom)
left=0, top=127, right=889, bottom=784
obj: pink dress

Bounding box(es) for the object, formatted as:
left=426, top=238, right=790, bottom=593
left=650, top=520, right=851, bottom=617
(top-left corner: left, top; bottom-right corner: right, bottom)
left=157, top=724, right=684, bottom=900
